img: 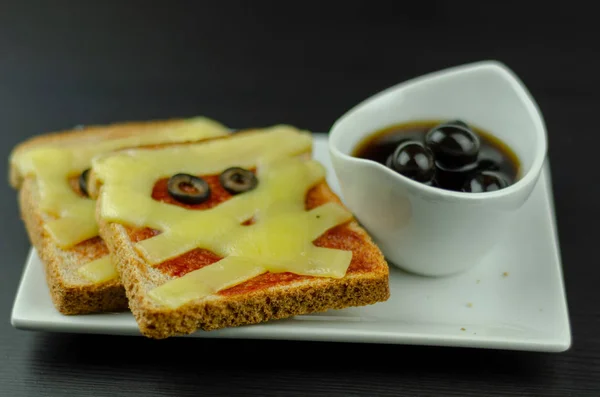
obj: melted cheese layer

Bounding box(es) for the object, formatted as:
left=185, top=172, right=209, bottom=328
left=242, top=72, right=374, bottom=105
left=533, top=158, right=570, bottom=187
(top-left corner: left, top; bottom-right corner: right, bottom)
left=93, top=126, right=354, bottom=309
left=78, top=256, right=117, bottom=283
left=12, top=117, right=230, bottom=282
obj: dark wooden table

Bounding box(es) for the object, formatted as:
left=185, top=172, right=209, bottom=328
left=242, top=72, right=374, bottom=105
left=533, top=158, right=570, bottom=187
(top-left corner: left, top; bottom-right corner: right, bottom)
left=1, top=2, right=598, bottom=396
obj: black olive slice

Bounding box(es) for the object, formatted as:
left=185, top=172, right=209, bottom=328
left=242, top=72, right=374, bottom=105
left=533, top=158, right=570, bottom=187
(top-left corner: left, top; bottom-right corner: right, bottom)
left=79, top=168, right=91, bottom=197
left=219, top=167, right=258, bottom=195
left=167, top=173, right=211, bottom=204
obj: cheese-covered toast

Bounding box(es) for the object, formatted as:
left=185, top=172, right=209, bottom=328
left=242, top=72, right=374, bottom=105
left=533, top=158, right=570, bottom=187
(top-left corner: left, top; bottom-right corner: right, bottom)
left=9, top=117, right=230, bottom=314
left=90, top=125, right=390, bottom=339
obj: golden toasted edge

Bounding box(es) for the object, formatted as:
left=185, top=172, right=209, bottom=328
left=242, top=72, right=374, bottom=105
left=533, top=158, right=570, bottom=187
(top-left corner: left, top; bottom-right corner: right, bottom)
left=8, top=118, right=193, bottom=190
left=19, top=178, right=128, bottom=315
left=10, top=117, right=229, bottom=314
left=98, top=181, right=390, bottom=339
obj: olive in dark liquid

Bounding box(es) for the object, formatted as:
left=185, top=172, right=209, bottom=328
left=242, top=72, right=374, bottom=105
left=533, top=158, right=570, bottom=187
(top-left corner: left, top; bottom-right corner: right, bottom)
left=434, top=160, right=479, bottom=191
left=462, top=171, right=509, bottom=193
left=352, top=120, right=520, bottom=193
left=386, top=141, right=435, bottom=183
left=425, top=123, right=480, bottom=167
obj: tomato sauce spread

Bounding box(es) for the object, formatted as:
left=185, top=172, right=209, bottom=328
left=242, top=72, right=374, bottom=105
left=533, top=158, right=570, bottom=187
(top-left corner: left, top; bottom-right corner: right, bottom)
left=151, top=174, right=236, bottom=211
left=126, top=172, right=370, bottom=296
left=70, top=236, right=110, bottom=262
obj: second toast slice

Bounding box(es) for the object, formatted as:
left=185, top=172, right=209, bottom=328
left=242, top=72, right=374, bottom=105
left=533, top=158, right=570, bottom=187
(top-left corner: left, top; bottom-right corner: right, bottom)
left=9, top=117, right=230, bottom=314
left=91, top=125, right=390, bottom=338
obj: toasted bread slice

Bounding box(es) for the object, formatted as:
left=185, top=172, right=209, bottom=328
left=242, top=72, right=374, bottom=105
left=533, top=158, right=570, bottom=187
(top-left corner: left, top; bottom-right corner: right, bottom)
left=18, top=177, right=127, bottom=314
left=91, top=125, right=390, bottom=338
left=9, top=117, right=230, bottom=314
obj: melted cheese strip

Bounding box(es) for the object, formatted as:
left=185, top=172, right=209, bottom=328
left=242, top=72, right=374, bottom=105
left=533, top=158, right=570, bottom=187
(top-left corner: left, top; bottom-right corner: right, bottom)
left=133, top=159, right=326, bottom=263
left=78, top=256, right=118, bottom=283
left=44, top=203, right=98, bottom=247
left=149, top=257, right=267, bottom=308
left=94, top=127, right=354, bottom=309
left=11, top=117, right=229, bottom=282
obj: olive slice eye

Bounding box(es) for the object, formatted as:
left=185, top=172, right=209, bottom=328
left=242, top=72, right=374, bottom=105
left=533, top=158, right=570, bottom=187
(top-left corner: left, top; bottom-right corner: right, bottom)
left=79, top=168, right=91, bottom=197
left=219, top=167, right=258, bottom=195
left=167, top=173, right=211, bottom=204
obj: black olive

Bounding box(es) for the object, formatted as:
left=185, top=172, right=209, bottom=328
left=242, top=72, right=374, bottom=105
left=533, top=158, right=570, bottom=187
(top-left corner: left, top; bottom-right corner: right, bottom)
left=79, top=168, right=91, bottom=197
left=387, top=141, right=435, bottom=183
left=360, top=135, right=409, bottom=165
left=425, top=124, right=481, bottom=168
left=385, top=154, right=394, bottom=169
left=445, top=119, right=469, bottom=129
left=387, top=150, right=438, bottom=187
left=434, top=160, right=478, bottom=191
left=476, top=158, right=501, bottom=172
left=462, top=171, right=509, bottom=193
left=167, top=173, right=211, bottom=204
left=423, top=177, right=438, bottom=188
left=219, top=167, right=258, bottom=195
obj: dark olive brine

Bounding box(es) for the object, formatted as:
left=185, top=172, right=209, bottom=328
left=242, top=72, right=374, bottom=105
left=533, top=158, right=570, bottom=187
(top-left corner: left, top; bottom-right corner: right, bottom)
left=352, top=120, right=520, bottom=193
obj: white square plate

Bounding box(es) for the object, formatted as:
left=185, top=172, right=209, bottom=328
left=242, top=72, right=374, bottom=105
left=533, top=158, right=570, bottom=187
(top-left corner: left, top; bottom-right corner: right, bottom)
left=11, top=135, right=571, bottom=352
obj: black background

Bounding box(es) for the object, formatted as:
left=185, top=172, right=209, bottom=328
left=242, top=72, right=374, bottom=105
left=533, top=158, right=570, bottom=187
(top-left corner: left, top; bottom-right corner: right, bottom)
left=1, top=2, right=599, bottom=396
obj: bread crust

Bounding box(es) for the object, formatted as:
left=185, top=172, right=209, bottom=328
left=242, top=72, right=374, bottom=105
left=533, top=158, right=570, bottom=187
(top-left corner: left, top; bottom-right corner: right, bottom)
left=98, top=181, right=390, bottom=339
left=10, top=118, right=226, bottom=315
left=9, top=118, right=199, bottom=189
left=19, top=177, right=128, bottom=314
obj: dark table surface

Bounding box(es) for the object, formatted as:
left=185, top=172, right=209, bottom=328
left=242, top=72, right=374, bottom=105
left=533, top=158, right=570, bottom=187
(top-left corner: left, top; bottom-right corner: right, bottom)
left=1, top=2, right=599, bottom=396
